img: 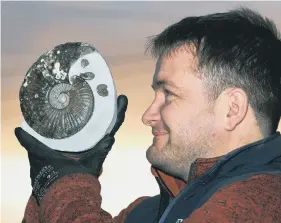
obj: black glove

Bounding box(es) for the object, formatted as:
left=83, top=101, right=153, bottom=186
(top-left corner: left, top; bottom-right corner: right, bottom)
left=15, top=95, right=128, bottom=205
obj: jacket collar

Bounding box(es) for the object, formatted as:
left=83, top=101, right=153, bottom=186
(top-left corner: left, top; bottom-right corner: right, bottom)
left=151, top=132, right=281, bottom=198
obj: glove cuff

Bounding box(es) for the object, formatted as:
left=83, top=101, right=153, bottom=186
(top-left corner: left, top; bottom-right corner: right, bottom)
left=33, top=165, right=94, bottom=205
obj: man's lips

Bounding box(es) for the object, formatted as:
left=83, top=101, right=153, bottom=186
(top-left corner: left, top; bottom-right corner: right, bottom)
left=152, top=131, right=168, bottom=136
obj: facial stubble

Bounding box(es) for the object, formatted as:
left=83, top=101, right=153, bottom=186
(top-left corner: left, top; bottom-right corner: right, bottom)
left=147, top=109, right=217, bottom=181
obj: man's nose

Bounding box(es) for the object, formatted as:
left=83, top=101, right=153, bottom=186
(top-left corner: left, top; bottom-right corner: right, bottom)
left=142, top=102, right=161, bottom=127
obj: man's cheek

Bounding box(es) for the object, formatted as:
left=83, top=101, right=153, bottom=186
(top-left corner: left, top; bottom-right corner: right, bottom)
left=161, top=114, right=171, bottom=132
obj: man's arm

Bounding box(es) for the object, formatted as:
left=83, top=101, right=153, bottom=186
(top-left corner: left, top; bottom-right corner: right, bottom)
left=16, top=95, right=134, bottom=222
left=23, top=173, right=150, bottom=223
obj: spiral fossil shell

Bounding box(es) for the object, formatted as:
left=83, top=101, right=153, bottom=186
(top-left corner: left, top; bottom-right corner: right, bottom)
left=19, top=42, right=114, bottom=142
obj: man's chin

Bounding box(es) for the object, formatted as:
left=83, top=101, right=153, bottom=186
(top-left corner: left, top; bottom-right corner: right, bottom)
left=146, top=145, right=157, bottom=165
left=146, top=147, right=173, bottom=176
left=146, top=144, right=165, bottom=168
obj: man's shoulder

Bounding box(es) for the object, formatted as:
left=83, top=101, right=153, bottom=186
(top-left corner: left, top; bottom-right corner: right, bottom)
left=185, top=173, right=281, bottom=222
left=219, top=173, right=281, bottom=196
left=211, top=173, right=281, bottom=207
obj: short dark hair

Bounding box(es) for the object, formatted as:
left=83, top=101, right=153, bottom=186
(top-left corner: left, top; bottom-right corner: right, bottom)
left=147, top=7, right=281, bottom=136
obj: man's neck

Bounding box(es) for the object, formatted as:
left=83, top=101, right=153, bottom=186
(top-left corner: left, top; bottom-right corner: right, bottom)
left=217, top=129, right=265, bottom=158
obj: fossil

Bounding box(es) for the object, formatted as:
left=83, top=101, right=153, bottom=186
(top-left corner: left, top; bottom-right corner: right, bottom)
left=19, top=42, right=117, bottom=152
left=97, top=84, right=108, bottom=97
left=20, top=42, right=96, bottom=139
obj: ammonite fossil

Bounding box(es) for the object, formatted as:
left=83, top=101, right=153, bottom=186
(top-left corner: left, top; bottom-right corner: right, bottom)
left=20, top=42, right=117, bottom=152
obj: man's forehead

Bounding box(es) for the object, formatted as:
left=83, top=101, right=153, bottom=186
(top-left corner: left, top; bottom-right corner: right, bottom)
left=153, top=56, right=174, bottom=80
left=151, top=56, right=184, bottom=90
left=151, top=51, right=201, bottom=91
left=152, top=69, right=183, bottom=91
left=155, top=47, right=198, bottom=71
left=152, top=59, right=172, bottom=87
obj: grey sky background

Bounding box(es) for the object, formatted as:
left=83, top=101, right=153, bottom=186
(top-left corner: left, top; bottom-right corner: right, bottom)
left=2, top=1, right=281, bottom=56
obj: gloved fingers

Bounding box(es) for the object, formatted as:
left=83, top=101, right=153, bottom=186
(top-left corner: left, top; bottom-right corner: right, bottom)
left=15, top=127, right=64, bottom=159
left=110, top=95, right=128, bottom=136
left=83, top=134, right=115, bottom=159
left=15, top=127, right=41, bottom=152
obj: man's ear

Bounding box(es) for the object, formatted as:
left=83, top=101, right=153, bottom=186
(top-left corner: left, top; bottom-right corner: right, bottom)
left=224, top=88, right=248, bottom=131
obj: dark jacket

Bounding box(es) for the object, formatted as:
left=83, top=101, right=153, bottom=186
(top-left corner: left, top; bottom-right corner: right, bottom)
left=23, top=132, right=281, bottom=223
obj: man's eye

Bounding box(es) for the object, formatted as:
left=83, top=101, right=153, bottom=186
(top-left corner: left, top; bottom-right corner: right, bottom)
left=163, top=89, right=175, bottom=103
left=164, top=89, right=173, bottom=96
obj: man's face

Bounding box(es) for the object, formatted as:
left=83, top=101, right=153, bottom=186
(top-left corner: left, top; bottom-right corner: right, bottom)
left=142, top=49, right=218, bottom=180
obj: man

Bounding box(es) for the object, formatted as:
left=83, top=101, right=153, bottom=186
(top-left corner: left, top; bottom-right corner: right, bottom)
left=16, top=7, right=281, bottom=223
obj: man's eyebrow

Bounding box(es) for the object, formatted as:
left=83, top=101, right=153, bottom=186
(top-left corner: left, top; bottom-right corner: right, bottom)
left=151, top=80, right=181, bottom=90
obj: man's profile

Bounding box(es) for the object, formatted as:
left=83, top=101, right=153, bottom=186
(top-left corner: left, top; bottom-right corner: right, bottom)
left=16, top=7, right=281, bottom=223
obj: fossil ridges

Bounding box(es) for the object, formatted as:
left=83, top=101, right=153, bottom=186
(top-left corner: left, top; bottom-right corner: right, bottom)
left=20, top=42, right=97, bottom=139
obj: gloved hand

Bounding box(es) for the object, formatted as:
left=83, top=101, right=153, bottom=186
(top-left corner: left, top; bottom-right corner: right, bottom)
left=15, top=95, right=128, bottom=205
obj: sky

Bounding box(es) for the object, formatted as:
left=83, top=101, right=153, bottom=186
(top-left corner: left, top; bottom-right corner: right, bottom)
left=1, top=1, right=281, bottom=222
